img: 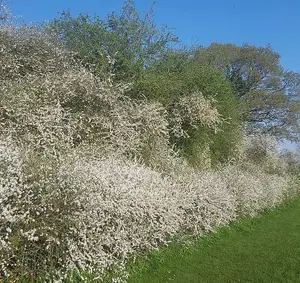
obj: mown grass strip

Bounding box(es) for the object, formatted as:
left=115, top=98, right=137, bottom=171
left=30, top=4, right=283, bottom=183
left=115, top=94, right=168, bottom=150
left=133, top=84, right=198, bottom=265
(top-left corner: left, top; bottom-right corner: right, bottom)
left=128, top=197, right=300, bottom=283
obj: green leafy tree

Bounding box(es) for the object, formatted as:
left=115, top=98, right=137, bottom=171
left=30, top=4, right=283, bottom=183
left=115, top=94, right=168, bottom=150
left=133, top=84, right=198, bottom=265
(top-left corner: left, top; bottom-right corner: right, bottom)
left=130, top=57, right=241, bottom=167
left=194, top=43, right=300, bottom=141
left=47, top=0, right=177, bottom=80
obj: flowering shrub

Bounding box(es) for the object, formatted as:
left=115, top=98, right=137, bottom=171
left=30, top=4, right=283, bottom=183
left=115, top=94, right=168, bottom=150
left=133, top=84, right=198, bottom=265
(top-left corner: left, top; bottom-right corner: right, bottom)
left=0, top=24, right=297, bottom=281
left=169, top=92, right=222, bottom=139
left=236, top=131, right=288, bottom=174
left=0, top=140, right=295, bottom=279
left=0, top=138, right=79, bottom=278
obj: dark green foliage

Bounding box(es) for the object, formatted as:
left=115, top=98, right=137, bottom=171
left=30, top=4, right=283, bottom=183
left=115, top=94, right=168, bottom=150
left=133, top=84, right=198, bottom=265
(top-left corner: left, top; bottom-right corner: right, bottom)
left=129, top=60, right=241, bottom=167
left=174, top=65, right=240, bottom=166
left=47, top=0, right=178, bottom=80
left=47, top=12, right=110, bottom=76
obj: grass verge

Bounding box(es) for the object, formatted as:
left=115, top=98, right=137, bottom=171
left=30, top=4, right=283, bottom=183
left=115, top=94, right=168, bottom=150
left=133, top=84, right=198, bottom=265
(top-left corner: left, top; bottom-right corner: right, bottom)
left=128, top=197, right=300, bottom=283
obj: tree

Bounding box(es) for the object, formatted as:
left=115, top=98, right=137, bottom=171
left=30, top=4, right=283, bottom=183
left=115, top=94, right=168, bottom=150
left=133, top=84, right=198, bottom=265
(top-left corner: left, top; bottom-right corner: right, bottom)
left=129, top=56, right=241, bottom=167
left=194, top=43, right=300, bottom=141
left=47, top=0, right=178, bottom=80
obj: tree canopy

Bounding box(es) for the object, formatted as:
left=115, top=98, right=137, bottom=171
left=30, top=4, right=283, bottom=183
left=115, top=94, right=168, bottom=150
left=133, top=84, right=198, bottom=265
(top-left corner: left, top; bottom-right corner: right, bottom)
left=47, top=0, right=178, bottom=80
left=194, top=43, right=300, bottom=141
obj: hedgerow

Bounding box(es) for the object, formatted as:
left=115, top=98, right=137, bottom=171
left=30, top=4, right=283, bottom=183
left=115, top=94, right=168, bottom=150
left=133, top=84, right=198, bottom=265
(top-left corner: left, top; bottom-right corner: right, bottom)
left=0, top=22, right=298, bottom=282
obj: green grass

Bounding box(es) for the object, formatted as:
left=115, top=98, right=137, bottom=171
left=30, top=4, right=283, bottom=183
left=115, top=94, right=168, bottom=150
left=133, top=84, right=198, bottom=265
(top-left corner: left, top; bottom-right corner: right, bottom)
left=128, top=197, right=300, bottom=283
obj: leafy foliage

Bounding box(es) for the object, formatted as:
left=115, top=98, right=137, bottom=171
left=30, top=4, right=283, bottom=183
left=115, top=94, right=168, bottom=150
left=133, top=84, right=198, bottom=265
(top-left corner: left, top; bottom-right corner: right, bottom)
left=194, top=43, right=300, bottom=141
left=47, top=0, right=178, bottom=80
left=130, top=61, right=241, bottom=167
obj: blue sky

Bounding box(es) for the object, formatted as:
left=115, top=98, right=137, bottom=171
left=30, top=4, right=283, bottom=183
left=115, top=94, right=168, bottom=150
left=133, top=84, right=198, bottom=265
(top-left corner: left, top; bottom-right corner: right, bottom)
left=10, top=0, right=300, bottom=73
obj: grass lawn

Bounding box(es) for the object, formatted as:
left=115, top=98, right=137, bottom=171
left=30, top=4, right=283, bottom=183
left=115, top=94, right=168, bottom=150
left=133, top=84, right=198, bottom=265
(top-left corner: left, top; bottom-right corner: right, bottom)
left=128, top=197, right=300, bottom=283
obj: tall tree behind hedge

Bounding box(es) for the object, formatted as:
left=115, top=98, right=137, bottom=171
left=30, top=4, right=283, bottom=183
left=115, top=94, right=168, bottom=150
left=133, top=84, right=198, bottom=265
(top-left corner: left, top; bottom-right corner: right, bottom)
left=194, top=43, right=300, bottom=141
left=47, top=0, right=177, bottom=80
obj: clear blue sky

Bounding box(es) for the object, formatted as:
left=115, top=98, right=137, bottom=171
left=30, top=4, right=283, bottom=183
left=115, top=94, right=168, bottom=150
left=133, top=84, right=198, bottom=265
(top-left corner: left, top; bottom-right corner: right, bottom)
left=10, top=0, right=300, bottom=73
